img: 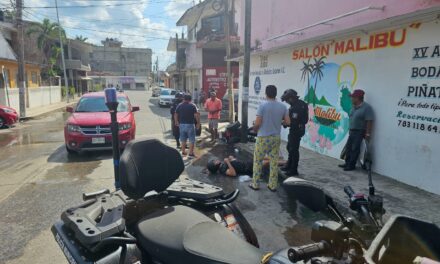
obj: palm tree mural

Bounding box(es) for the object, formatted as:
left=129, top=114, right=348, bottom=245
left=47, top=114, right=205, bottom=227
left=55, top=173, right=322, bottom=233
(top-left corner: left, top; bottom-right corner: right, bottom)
left=26, top=18, right=65, bottom=65
left=311, top=56, right=326, bottom=106
left=300, top=58, right=313, bottom=104
left=75, top=35, right=88, bottom=42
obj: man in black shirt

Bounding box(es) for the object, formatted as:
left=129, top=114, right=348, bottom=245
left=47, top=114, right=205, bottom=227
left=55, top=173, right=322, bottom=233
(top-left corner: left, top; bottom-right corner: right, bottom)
left=170, top=92, right=184, bottom=148
left=281, top=89, right=309, bottom=176
left=174, top=94, right=201, bottom=157
left=207, top=156, right=253, bottom=177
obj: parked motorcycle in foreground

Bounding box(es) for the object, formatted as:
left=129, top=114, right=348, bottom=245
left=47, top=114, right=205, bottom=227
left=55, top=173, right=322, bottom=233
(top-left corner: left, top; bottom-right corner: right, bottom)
left=52, top=88, right=440, bottom=264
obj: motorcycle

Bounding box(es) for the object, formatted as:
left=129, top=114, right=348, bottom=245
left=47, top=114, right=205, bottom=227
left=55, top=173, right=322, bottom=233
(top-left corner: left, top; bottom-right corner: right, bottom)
left=278, top=178, right=440, bottom=264
left=284, top=148, right=385, bottom=247
left=52, top=143, right=440, bottom=264
left=52, top=88, right=440, bottom=264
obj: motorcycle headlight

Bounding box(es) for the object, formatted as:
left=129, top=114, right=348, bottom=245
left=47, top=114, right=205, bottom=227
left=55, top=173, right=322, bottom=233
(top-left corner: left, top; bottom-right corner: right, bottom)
left=67, top=124, right=81, bottom=133
left=2, top=108, right=14, bottom=113
left=119, top=123, right=132, bottom=131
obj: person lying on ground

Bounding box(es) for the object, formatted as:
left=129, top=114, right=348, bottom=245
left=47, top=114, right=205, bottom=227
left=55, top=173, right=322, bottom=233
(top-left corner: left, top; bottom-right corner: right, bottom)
left=207, top=156, right=285, bottom=177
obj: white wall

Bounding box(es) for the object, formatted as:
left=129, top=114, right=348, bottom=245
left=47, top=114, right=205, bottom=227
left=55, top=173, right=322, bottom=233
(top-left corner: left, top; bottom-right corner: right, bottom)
left=243, top=20, right=440, bottom=194
left=0, top=86, right=62, bottom=114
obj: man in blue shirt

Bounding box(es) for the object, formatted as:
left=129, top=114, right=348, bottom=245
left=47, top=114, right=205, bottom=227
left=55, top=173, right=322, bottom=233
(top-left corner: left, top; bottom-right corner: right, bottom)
left=174, top=94, right=201, bottom=158
left=250, top=85, right=290, bottom=192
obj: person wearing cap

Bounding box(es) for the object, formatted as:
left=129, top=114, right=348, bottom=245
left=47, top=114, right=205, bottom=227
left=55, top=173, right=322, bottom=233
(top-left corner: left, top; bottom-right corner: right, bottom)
left=170, top=92, right=184, bottom=149
left=174, top=94, right=201, bottom=158
left=339, top=89, right=374, bottom=171
left=281, top=89, right=309, bottom=176
left=204, top=92, right=222, bottom=141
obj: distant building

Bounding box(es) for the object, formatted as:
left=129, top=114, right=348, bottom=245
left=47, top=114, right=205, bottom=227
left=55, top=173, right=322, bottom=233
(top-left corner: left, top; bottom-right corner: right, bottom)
left=168, top=0, right=240, bottom=98
left=90, top=38, right=152, bottom=77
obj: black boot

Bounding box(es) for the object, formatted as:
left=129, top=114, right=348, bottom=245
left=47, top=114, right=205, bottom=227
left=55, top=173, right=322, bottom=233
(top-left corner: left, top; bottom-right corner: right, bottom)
left=281, top=156, right=292, bottom=172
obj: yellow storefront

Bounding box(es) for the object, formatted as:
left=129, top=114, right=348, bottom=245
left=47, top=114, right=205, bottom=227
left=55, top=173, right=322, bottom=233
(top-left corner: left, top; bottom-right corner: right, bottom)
left=0, top=60, right=41, bottom=89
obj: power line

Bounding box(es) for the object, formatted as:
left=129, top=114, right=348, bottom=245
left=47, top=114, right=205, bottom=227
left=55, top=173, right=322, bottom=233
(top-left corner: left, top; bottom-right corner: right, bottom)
left=22, top=7, right=176, bottom=34
left=22, top=10, right=171, bottom=40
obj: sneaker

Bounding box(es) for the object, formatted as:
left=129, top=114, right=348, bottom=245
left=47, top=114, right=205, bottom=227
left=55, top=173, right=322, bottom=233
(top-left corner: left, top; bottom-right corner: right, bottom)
left=338, top=164, right=347, bottom=168
left=188, top=153, right=197, bottom=158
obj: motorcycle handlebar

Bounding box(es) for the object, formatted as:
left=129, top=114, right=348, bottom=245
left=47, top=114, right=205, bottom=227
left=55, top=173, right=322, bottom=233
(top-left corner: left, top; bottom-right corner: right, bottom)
left=344, top=186, right=355, bottom=199
left=287, top=241, right=329, bottom=263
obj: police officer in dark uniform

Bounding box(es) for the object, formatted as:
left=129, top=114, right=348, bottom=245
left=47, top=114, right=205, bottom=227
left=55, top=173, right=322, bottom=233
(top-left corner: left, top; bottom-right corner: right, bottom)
left=281, top=89, right=309, bottom=176
left=170, top=92, right=184, bottom=148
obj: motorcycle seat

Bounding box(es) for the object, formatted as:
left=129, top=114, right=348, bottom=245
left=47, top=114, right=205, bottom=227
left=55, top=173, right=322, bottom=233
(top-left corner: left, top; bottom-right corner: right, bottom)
left=136, top=205, right=263, bottom=264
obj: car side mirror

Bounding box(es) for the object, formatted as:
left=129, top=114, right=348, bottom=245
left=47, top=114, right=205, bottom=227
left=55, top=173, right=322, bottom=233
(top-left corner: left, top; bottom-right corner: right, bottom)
left=132, top=106, right=140, bottom=112
left=66, top=106, right=74, bottom=113
left=283, top=177, right=329, bottom=212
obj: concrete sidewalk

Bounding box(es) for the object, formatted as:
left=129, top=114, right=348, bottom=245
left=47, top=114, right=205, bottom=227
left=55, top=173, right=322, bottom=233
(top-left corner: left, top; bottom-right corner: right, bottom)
left=20, top=99, right=78, bottom=120
left=237, top=141, right=440, bottom=225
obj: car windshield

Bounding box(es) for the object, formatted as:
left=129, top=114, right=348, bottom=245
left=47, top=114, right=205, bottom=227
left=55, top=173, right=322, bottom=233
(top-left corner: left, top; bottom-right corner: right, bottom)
left=75, top=97, right=129, bottom=112
left=160, top=89, right=176, bottom=96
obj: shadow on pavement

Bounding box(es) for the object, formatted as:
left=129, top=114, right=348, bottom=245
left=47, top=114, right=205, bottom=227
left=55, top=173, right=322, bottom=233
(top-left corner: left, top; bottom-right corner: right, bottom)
left=147, top=98, right=170, bottom=118
left=186, top=144, right=325, bottom=250
left=47, top=145, right=113, bottom=163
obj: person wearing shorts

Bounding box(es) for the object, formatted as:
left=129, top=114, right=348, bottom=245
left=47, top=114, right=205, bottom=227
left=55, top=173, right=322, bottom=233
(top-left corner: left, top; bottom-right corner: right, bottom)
left=174, top=94, right=201, bottom=157
left=204, top=92, right=222, bottom=141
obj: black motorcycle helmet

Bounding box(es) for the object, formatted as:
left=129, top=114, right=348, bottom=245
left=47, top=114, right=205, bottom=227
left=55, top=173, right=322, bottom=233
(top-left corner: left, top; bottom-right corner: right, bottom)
left=175, top=92, right=184, bottom=99
left=207, top=159, right=221, bottom=173
left=281, top=89, right=299, bottom=102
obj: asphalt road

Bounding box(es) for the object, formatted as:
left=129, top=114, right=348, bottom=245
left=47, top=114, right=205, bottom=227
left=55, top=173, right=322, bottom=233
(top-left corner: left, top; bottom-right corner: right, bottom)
left=0, top=90, right=176, bottom=264
left=0, top=90, right=316, bottom=263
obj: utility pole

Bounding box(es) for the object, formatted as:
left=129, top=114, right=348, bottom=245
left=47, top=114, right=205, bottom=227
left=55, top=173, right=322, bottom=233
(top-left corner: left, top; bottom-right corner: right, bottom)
left=224, top=0, right=234, bottom=123
left=16, top=0, right=26, bottom=117
left=175, top=33, right=180, bottom=90
left=240, top=0, right=251, bottom=142
left=55, top=0, right=69, bottom=103
left=156, top=56, right=159, bottom=85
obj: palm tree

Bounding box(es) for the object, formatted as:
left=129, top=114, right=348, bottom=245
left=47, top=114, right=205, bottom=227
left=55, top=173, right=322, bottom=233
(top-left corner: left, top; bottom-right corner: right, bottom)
left=75, top=35, right=88, bottom=42
left=311, top=56, right=326, bottom=106
left=300, top=58, right=313, bottom=104
left=26, top=18, right=66, bottom=64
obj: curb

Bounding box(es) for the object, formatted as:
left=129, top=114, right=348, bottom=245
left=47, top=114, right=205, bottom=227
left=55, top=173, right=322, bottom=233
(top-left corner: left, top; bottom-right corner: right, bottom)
left=19, top=100, right=78, bottom=121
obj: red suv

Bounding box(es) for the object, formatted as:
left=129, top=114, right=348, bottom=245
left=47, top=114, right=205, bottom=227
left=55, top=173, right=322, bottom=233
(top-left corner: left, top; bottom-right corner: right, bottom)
left=64, top=92, right=139, bottom=154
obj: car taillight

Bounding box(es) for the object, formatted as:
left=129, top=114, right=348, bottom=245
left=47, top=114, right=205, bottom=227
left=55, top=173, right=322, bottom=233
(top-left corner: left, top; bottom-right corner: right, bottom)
left=67, top=124, right=81, bottom=133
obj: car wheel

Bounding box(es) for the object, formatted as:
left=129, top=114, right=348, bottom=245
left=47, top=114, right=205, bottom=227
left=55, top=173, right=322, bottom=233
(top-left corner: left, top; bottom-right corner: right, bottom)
left=65, top=145, right=77, bottom=155
left=0, top=117, right=5, bottom=128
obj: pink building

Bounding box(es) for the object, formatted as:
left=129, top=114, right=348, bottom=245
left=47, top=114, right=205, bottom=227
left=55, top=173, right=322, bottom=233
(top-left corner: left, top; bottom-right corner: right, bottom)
left=236, top=0, right=440, bottom=194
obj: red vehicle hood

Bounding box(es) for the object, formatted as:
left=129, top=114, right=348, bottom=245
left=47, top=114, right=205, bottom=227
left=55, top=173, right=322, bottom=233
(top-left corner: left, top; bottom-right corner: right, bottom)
left=0, top=105, right=18, bottom=113
left=67, top=112, right=132, bottom=126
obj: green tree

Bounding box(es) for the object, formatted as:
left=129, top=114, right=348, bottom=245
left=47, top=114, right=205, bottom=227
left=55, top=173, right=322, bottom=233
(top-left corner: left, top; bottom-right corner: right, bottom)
left=26, top=18, right=66, bottom=64
left=311, top=56, right=326, bottom=106
left=340, top=86, right=352, bottom=114
left=75, top=35, right=88, bottom=42
left=300, top=58, right=313, bottom=104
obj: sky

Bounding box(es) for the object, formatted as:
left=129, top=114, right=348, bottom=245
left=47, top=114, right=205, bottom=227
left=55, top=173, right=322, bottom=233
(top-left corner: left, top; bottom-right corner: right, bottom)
left=0, top=0, right=196, bottom=70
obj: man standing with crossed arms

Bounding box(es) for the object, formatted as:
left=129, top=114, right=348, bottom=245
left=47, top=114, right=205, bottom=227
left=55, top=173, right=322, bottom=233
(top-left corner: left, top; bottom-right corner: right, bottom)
left=204, top=91, right=222, bottom=142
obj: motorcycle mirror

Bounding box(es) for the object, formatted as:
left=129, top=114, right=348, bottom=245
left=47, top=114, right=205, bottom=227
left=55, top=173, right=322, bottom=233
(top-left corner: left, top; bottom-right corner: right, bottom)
left=283, top=177, right=328, bottom=212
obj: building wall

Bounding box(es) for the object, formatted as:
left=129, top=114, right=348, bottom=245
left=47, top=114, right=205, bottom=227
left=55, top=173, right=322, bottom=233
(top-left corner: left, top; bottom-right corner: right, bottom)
left=243, top=19, right=440, bottom=194
left=0, top=86, right=61, bottom=113
left=0, top=60, right=41, bottom=88
left=89, top=76, right=149, bottom=91
left=240, top=0, right=440, bottom=51
left=91, top=46, right=152, bottom=77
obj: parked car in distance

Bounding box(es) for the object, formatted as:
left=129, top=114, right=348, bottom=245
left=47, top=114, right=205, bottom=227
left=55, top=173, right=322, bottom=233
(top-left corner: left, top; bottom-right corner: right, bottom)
left=64, top=92, right=140, bottom=154
left=0, top=105, right=19, bottom=128
left=221, top=89, right=239, bottom=121
left=152, top=87, right=161, bottom=97
left=158, top=88, right=177, bottom=107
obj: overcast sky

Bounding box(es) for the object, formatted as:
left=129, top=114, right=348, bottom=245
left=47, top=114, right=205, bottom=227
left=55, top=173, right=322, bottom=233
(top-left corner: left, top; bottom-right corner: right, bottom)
left=0, top=0, right=195, bottom=70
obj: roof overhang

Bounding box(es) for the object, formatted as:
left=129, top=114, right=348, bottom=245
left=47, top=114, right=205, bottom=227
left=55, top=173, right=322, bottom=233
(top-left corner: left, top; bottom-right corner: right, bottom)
left=176, top=0, right=221, bottom=29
